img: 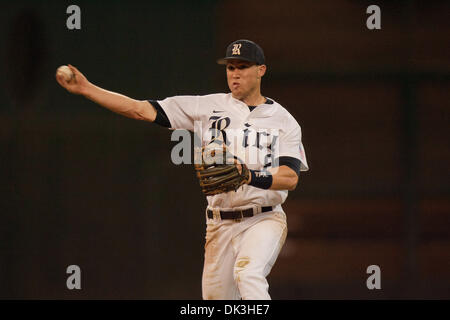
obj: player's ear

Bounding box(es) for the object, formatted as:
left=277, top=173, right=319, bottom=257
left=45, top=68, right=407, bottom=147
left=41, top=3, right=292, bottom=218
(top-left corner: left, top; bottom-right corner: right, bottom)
left=257, top=64, right=267, bottom=78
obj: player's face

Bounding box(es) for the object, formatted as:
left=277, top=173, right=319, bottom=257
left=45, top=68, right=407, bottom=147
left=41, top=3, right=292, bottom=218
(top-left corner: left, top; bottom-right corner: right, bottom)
left=226, top=60, right=266, bottom=101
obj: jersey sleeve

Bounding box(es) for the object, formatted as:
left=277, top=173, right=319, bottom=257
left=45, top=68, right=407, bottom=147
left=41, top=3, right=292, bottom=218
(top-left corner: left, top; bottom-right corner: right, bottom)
left=278, top=122, right=309, bottom=171
left=154, top=95, right=199, bottom=131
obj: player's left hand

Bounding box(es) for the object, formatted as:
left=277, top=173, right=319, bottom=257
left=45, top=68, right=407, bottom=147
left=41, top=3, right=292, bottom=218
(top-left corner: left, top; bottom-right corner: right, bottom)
left=195, top=146, right=250, bottom=196
left=235, top=162, right=251, bottom=184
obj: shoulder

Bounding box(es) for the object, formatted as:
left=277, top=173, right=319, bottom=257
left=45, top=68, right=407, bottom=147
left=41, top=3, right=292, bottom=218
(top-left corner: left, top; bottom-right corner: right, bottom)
left=160, top=93, right=227, bottom=107
left=267, top=98, right=301, bottom=128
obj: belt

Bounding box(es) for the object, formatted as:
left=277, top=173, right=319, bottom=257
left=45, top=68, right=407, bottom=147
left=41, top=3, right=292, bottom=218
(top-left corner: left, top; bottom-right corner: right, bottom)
left=207, top=206, right=273, bottom=220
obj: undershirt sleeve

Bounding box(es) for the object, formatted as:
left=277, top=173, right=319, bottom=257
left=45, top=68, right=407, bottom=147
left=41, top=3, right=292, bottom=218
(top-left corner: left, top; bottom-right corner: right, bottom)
left=276, top=156, right=301, bottom=177
left=148, top=100, right=171, bottom=128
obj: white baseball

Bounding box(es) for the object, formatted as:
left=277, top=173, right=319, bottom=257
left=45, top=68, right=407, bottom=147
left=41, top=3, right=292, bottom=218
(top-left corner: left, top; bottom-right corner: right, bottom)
left=56, top=65, right=74, bottom=82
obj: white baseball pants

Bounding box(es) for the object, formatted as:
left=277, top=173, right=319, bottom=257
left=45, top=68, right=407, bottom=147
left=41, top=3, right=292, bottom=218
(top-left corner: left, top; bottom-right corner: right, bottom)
left=202, top=209, right=287, bottom=300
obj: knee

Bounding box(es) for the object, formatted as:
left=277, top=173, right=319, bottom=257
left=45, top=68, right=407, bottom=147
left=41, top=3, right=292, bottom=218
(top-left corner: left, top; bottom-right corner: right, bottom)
left=233, top=257, right=264, bottom=284
left=233, top=257, right=270, bottom=300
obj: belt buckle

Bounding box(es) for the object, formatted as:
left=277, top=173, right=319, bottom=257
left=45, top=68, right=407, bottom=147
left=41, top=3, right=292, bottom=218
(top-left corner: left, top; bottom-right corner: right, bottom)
left=212, top=208, right=221, bottom=220
left=235, top=209, right=244, bottom=222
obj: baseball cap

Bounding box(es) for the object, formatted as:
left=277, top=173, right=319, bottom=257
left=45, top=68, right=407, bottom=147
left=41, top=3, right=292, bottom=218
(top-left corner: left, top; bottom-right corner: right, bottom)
left=217, top=39, right=265, bottom=65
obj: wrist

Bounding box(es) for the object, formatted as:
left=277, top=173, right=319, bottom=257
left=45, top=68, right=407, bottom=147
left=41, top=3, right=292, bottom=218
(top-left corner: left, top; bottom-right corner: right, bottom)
left=248, top=170, right=273, bottom=189
left=80, top=81, right=94, bottom=97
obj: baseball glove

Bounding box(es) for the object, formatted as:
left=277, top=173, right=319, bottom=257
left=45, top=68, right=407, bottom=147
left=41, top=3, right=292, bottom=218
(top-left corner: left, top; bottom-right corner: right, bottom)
left=194, top=145, right=250, bottom=196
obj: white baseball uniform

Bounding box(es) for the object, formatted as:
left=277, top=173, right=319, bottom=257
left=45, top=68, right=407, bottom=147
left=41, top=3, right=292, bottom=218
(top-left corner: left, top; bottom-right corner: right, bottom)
left=150, top=93, right=308, bottom=299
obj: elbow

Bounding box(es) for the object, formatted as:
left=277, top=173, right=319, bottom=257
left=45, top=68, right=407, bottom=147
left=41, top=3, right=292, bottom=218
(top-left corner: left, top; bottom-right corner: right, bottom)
left=287, top=175, right=299, bottom=191
left=134, top=100, right=156, bottom=122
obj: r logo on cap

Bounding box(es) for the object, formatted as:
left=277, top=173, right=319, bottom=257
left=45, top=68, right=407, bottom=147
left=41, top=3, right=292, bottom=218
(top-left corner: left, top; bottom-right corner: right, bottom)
left=232, top=43, right=242, bottom=55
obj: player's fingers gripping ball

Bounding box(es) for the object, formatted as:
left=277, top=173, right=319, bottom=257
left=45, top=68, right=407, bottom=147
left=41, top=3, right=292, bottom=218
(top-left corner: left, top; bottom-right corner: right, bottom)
left=56, top=65, right=75, bottom=83
left=194, top=145, right=250, bottom=196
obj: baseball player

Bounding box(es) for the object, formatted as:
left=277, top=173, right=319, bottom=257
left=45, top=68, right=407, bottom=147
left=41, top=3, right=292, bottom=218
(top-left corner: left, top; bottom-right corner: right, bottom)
left=56, top=39, right=308, bottom=300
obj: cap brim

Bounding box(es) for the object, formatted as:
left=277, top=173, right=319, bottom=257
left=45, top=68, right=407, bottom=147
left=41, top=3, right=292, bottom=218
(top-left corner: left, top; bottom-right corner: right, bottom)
left=216, top=57, right=257, bottom=65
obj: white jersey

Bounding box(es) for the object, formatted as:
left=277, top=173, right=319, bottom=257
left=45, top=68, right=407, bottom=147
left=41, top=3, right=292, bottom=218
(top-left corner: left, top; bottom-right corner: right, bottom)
left=157, top=93, right=308, bottom=210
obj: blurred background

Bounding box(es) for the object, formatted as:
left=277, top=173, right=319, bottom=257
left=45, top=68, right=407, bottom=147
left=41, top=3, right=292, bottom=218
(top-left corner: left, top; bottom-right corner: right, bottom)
left=0, top=0, right=449, bottom=299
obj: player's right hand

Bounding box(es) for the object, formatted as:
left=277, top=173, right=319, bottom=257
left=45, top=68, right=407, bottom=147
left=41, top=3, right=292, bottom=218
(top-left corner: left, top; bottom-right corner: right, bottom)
left=55, top=64, right=89, bottom=95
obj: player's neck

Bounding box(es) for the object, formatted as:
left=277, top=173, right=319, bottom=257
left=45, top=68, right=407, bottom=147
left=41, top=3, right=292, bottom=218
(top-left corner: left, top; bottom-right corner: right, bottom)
left=240, top=91, right=265, bottom=107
